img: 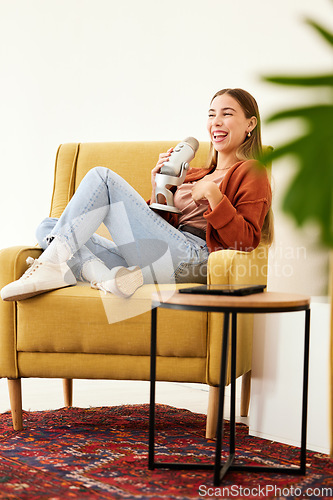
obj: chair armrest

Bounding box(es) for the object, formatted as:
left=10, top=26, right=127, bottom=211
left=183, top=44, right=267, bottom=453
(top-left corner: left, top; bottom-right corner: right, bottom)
left=0, top=246, right=42, bottom=378
left=207, top=246, right=269, bottom=285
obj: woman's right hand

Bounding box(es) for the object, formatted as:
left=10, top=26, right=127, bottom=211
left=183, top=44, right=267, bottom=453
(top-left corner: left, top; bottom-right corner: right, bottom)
left=150, top=148, right=174, bottom=203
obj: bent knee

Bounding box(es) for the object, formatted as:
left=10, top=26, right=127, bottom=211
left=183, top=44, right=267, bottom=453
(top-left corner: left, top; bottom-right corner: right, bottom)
left=91, top=166, right=110, bottom=179
left=35, top=217, right=58, bottom=248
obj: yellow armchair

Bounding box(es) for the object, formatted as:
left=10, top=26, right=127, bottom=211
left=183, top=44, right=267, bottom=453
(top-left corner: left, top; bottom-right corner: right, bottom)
left=0, top=141, right=270, bottom=437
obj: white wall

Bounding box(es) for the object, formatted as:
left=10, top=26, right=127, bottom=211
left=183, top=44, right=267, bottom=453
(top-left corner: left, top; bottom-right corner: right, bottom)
left=0, top=0, right=331, bottom=295
left=250, top=298, right=331, bottom=454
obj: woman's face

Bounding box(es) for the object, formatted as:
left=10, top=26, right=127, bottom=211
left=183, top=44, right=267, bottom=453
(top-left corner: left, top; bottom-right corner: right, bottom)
left=207, top=94, right=256, bottom=157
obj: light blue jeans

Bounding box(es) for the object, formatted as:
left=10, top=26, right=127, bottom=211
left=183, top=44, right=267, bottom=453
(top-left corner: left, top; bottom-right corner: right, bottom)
left=36, top=167, right=209, bottom=285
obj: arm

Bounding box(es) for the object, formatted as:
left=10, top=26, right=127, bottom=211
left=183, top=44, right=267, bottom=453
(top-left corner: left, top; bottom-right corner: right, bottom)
left=191, top=180, right=223, bottom=210
left=206, top=196, right=270, bottom=250
left=205, top=163, right=272, bottom=251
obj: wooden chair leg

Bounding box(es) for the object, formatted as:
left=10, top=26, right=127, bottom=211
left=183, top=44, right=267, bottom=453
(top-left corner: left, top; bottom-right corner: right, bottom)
left=240, top=370, right=251, bottom=417
left=7, top=378, right=23, bottom=430
left=63, top=379, right=73, bottom=407
left=206, top=386, right=219, bottom=439
left=206, top=372, right=251, bottom=437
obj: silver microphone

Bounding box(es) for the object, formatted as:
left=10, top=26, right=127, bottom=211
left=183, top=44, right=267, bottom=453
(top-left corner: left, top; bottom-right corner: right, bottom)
left=150, top=137, right=199, bottom=214
left=160, top=137, right=199, bottom=175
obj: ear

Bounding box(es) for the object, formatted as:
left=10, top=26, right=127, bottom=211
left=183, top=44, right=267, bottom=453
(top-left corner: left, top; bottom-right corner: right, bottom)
left=248, top=116, right=257, bottom=133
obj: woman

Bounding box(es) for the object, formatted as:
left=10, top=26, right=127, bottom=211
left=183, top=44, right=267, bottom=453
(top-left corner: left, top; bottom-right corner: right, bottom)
left=1, top=88, right=273, bottom=301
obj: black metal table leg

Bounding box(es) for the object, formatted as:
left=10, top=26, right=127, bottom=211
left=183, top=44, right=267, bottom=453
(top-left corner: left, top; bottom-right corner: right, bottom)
left=300, top=308, right=311, bottom=473
left=148, top=306, right=157, bottom=470
left=214, top=312, right=231, bottom=485
left=214, top=312, right=238, bottom=486
left=229, top=312, right=237, bottom=456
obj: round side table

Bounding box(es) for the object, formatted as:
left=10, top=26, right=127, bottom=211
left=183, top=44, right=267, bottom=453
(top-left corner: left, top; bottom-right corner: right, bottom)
left=148, top=290, right=311, bottom=486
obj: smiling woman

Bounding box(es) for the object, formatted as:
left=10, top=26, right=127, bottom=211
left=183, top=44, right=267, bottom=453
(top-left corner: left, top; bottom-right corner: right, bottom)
left=1, top=88, right=273, bottom=303
left=203, top=88, right=273, bottom=246
left=155, top=88, right=273, bottom=249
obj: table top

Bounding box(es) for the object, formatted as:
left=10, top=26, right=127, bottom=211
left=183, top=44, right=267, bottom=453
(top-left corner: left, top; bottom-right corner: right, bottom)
left=151, top=290, right=311, bottom=312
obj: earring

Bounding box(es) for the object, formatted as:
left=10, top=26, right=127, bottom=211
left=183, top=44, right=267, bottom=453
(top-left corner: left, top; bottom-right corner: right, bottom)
left=247, top=131, right=251, bottom=137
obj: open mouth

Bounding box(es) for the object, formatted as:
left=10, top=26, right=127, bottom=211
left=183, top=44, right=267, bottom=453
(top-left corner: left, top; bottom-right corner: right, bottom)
left=212, top=131, right=228, bottom=142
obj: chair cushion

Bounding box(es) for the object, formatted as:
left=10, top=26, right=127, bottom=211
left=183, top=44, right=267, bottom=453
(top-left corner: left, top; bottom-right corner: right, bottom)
left=17, top=284, right=207, bottom=358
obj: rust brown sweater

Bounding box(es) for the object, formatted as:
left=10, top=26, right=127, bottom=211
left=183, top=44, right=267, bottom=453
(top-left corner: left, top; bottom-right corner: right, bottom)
left=157, top=159, right=272, bottom=252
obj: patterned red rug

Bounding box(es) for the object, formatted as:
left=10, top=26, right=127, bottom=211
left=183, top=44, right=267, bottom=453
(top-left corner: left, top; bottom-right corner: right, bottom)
left=0, top=404, right=331, bottom=499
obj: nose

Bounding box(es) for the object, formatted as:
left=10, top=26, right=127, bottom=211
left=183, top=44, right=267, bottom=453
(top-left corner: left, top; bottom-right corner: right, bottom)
left=212, top=114, right=223, bottom=127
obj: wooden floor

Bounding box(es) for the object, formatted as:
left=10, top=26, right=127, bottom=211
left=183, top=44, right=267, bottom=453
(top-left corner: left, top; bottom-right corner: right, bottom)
left=0, top=378, right=248, bottom=424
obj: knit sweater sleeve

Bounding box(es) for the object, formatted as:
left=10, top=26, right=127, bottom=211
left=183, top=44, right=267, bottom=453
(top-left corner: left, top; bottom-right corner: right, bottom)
left=204, top=161, right=271, bottom=251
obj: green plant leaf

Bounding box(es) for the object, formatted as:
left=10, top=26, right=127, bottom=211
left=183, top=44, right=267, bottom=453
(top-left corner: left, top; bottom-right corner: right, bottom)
left=262, top=11, right=333, bottom=248
left=260, top=125, right=333, bottom=246
left=259, top=135, right=313, bottom=164
left=306, top=18, right=333, bottom=47
left=265, top=104, right=333, bottom=124
left=282, top=137, right=333, bottom=246
left=263, top=74, right=333, bottom=87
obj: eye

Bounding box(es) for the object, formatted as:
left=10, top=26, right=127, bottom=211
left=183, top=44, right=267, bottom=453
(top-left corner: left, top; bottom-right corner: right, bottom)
left=208, top=113, right=215, bottom=118
left=224, top=112, right=232, bottom=116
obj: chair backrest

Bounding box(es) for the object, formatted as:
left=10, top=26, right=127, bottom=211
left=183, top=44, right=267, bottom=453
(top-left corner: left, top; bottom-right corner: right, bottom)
left=50, top=142, right=272, bottom=228
left=49, top=141, right=210, bottom=218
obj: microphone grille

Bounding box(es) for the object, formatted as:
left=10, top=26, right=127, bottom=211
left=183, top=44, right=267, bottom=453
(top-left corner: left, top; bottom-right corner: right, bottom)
left=184, top=137, right=199, bottom=152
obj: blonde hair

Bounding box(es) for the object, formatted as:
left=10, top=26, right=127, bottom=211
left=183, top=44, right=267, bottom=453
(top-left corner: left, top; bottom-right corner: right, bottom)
left=207, top=88, right=273, bottom=245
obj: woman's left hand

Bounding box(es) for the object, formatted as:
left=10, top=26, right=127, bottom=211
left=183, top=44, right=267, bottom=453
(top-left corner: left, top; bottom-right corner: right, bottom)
left=191, top=180, right=223, bottom=209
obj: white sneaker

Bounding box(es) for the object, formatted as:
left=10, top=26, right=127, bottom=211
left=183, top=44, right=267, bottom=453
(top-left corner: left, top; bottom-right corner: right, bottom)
left=91, top=266, right=143, bottom=298
left=1, top=257, right=77, bottom=301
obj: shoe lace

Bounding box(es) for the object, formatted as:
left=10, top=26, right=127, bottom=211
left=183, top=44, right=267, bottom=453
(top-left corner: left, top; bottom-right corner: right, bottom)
left=91, top=281, right=108, bottom=294
left=21, top=257, right=42, bottom=280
